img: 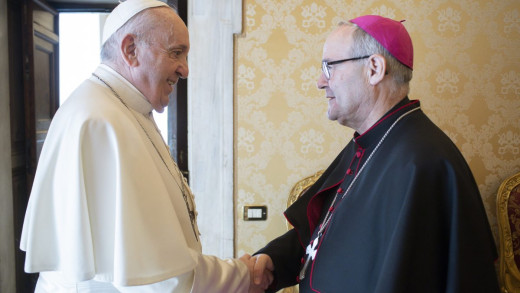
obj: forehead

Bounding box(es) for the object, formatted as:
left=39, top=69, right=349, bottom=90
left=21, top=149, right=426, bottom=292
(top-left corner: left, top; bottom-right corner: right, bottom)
left=150, top=8, right=189, bottom=48
left=323, top=25, right=355, bottom=58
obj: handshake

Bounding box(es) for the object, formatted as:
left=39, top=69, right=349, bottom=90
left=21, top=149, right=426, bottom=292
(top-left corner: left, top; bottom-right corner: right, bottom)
left=239, top=253, right=275, bottom=293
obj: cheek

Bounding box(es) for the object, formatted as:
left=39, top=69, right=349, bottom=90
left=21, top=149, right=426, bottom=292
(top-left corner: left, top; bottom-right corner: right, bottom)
left=330, top=85, right=346, bottom=104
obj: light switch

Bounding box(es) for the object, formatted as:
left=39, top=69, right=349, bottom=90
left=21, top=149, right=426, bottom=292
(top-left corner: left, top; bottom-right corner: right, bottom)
left=243, top=205, right=267, bottom=221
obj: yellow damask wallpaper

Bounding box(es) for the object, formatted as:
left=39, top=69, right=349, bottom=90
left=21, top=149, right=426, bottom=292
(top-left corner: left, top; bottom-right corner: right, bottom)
left=235, top=0, right=520, bottom=256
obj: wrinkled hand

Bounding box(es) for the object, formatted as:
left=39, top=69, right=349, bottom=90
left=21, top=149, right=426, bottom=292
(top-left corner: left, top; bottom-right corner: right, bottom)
left=240, top=254, right=274, bottom=293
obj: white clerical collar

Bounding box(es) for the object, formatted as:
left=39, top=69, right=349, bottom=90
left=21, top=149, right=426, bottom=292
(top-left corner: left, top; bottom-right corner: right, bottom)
left=94, top=64, right=153, bottom=116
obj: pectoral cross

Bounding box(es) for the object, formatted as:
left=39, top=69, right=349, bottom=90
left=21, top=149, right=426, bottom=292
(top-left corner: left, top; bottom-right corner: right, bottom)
left=299, top=236, right=319, bottom=280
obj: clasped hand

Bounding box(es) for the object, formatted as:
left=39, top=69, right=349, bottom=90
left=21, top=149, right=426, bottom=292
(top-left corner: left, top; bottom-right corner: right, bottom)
left=239, top=253, right=274, bottom=293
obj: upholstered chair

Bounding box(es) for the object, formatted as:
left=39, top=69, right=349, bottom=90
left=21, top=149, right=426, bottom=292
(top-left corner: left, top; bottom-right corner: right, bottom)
left=497, top=172, right=520, bottom=293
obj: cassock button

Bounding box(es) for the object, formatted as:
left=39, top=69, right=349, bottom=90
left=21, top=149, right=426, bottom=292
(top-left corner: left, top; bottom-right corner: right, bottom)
left=356, top=151, right=361, bottom=158
left=337, top=187, right=343, bottom=193
left=347, top=168, right=353, bottom=175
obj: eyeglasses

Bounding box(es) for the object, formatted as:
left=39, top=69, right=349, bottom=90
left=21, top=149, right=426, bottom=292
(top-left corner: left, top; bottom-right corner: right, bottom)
left=321, top=55, right=371, bottom=80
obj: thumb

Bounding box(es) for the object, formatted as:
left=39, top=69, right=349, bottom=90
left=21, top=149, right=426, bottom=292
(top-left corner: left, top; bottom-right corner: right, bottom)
left=253, top=254, right=273, bottom=285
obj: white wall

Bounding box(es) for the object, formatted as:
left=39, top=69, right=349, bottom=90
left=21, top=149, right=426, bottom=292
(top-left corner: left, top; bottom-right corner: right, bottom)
left=0, top=0, right=16, bottom=291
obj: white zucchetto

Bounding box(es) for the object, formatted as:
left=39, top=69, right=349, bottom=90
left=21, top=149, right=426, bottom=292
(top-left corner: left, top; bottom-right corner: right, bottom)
left=102, top=0, right=168, bottom=44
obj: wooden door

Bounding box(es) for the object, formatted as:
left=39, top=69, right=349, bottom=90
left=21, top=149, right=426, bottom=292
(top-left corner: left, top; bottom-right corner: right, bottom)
left=9, top=0, right=59, bottom=291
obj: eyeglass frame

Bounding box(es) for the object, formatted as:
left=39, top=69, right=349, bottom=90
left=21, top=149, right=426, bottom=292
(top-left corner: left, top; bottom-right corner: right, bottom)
left=321, top=55, right=371, bottom=80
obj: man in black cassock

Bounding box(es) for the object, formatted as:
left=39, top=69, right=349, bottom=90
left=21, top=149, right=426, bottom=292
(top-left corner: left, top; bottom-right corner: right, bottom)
left=250, top=15, right=500, bottom=293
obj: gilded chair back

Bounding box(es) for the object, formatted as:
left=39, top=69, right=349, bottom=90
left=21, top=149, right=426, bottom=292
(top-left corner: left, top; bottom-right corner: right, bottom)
left=497, top=172, right=520, bottom=293
left=286, top=170, right=324, bottom=229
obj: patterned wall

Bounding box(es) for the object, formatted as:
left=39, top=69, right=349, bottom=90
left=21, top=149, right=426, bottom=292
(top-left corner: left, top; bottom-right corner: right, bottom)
left=235, top=0, right=520, bottom=256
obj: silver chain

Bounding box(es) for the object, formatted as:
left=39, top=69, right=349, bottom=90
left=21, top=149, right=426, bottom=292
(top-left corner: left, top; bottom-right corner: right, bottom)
left=92, top=73, right=199, bottom=241
left=299, top=106, right=420, bottom=280
left=317, top=106, right=419, bottom=238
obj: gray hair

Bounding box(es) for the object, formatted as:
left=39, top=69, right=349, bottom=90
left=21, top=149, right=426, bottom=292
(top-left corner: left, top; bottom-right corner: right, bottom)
left=100, top=6, right=174, bottom=63
left=339, top=21, right=413, bottom=88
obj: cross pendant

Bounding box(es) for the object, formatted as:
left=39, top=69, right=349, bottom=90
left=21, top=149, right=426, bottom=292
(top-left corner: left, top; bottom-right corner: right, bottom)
left=299, top=237, right=319, bottom=280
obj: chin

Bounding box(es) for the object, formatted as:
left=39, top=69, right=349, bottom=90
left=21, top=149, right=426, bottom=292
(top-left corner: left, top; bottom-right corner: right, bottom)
left=153, top=103, right=166, bottom=113
left=157, top=98, right=170, bottom=113
left=327, top=109, right=336, bottom=121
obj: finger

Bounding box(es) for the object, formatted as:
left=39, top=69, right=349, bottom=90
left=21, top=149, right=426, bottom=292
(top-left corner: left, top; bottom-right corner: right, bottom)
left=239, top=253, right=252, bottom=261
left=259, top=275, right=267, bottom=290
left=267, top=269, right=274, bottom=284
left=265, top=256, right=274, bottom=271
left=253, top=254, right=273, bottom=285
left=263, top=269, right=274, bottom=288
left=253, top=255, right=266, bottom=285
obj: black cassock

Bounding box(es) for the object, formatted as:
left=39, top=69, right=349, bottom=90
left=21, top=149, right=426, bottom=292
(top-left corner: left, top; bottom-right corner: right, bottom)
left=257, top=98, right=499, bottom=293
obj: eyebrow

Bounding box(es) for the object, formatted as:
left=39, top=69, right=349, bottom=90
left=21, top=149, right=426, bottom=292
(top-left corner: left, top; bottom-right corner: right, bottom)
left=167, top=45, right=188, bottom=52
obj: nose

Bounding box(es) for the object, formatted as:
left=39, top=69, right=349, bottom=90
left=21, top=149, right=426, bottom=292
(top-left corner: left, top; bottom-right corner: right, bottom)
left=177, top=58, right=189, bottom=79
left=316, top=71, right=328, bottom=89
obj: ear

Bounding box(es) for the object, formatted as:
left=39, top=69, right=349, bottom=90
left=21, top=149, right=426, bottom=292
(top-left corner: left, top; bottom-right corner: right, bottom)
left=120, top=34, right=139, bottom=67
left=367, top=54, right=386, bottom=85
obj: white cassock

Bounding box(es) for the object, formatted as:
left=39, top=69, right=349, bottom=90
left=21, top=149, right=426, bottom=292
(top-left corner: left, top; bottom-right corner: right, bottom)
left=20, top=64, right=249, bottom=292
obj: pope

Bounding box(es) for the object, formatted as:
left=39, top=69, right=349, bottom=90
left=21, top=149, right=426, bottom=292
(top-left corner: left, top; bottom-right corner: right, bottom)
left=20, top=0, right=270, bottom=292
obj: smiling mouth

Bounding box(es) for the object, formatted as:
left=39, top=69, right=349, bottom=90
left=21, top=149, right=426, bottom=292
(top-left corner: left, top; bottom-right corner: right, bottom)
left=167, top=79, right=177, bottom=86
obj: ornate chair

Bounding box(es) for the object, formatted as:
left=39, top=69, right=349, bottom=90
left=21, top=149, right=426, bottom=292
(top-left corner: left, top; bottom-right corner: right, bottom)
left=497, top=172, right=520, bottom=293
left=283, top=170, right=324, bottom=293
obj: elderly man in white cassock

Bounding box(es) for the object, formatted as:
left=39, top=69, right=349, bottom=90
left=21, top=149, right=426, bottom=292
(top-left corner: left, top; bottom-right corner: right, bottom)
left=19, top=0, right=271, bottom=292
